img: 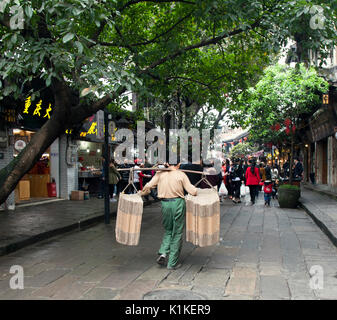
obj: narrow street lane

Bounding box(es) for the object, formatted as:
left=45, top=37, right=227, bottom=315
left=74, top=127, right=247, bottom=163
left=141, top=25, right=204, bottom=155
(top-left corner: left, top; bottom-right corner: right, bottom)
left=0, top=194, right=337, bottom=300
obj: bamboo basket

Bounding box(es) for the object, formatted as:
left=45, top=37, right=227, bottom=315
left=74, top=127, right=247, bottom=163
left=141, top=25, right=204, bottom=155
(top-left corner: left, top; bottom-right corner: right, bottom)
left=185, top=188, right=220, bottom=247
left=115, top=193, right=144, bottom=246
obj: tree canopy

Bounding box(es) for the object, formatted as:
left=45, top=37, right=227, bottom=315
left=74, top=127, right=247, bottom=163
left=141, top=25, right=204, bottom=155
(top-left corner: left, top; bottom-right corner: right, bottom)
left=229, top=142, right=258, bottom=159
left=232, top=63, right=329, bottom=145
left=0, top=0, right=337, bottom=204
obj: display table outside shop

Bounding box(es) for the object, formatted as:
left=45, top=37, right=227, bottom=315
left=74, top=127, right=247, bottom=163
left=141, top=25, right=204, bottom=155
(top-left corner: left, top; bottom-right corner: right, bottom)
left=78, top=170, right=102, bottom=196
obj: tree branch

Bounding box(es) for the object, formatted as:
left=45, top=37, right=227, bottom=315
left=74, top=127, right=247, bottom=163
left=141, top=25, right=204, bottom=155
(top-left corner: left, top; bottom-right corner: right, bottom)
left=98, top=11, right=192, bottom=48
left=166, top=76, right=213, bottom=88
left=88, top=21, right=108, bottom=48
left=120, top=0, right=195, bottom=12
left=141, top=20, right=261, bottom=73
left=69, top=86, right=127, bottom=125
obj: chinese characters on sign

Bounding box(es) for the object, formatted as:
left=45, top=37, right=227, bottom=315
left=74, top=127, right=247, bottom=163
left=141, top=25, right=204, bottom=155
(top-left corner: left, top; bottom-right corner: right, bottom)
left=23, top=96, right=53, bottom=119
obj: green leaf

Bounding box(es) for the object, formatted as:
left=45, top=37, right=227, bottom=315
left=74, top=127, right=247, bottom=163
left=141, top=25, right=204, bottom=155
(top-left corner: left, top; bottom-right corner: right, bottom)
left=11, top=33, right=17, bottom=44
left=75, top=41, right=83, bottom=54
left=25, top=6, right=33, bottom=18
left=63, top=33, right=75, bottom=43
left=46, top=75, right=52, bottom=87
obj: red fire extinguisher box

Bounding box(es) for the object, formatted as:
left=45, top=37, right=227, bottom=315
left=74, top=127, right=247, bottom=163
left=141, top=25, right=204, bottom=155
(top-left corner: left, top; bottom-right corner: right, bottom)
left=47, top=182, right=57, bottom=197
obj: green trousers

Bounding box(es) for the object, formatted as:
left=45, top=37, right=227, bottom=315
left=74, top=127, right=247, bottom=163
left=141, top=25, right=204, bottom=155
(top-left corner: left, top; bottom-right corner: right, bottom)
left=159, top=198, right=186, bottom=268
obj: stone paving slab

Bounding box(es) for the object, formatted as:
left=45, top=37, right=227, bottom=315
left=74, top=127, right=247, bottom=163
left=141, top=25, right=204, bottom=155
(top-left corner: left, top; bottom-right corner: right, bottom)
left=0, top=198, right=157, bottom=257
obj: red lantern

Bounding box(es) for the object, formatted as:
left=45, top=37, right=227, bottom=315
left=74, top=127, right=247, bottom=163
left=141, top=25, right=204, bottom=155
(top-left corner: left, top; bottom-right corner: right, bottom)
left=284, top=118, right=291, bottom=126
left=244, top=137, right=247, bottom=141
left=239, top=139, right=242, bottom=143
left=275, top=123, right=281, bottom=131
left=223, top=143, right=227, bottom=147
left=231, top=141, right=235, bottom=145
left=292, top=124, right=296, bottom=133
left=285, top=127, right=290, bottom=135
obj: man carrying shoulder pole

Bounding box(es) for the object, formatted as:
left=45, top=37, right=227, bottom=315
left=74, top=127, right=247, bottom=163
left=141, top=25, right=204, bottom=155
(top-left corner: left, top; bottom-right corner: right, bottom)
left=139, top=158, right=197, bottom=270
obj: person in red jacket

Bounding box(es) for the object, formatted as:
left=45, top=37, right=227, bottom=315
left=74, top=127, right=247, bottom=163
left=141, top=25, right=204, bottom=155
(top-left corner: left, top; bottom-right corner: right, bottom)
left=245, top=160, right=261, bottom=205
left=138, top=163, right=151, bottom=190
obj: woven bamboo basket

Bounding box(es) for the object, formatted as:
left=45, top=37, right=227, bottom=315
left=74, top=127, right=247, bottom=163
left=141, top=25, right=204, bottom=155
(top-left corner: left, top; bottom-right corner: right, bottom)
left=115, top=193, right=144, bottom=246
left=185, top=188, right=220, bottom=247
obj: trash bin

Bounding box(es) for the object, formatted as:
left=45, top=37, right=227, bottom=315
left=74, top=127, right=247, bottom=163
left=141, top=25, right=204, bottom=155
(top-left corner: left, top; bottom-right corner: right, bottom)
left=47, top=182, right=57, bottom=197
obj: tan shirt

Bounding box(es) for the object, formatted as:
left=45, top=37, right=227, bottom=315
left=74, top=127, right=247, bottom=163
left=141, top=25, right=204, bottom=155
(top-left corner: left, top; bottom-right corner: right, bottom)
left=141, top=169, right=197, bottom=199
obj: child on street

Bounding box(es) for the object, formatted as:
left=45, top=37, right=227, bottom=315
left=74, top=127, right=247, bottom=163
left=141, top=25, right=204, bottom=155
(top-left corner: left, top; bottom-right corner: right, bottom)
left=263, top=180, right=273, bottom=207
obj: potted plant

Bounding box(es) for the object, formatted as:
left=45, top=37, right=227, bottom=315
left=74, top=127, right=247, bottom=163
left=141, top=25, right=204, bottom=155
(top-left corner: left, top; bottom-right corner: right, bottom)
left=277, top=184, right=301, bottom=208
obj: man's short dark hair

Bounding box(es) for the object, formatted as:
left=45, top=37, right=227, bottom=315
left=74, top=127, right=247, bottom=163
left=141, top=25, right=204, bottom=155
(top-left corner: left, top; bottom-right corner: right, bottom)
left=168, top=156, right=181, bottom=166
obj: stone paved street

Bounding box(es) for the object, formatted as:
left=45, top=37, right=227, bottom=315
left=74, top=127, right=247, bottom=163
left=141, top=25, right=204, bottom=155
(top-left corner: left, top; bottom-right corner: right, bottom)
left=0, top=193, right=337, bottom=300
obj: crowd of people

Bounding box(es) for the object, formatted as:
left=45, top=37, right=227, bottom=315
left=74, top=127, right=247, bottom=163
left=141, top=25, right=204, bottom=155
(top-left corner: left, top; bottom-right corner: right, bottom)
left=105, top=156, right=303, bottom=206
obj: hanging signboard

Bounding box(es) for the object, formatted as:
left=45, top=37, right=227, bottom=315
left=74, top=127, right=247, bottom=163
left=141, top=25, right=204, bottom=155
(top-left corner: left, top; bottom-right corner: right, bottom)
left=96, top=110, right=104, bottom=140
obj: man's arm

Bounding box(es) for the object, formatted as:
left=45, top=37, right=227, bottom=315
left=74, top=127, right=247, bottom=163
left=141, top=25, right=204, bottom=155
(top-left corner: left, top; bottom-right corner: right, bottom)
left=139, top=173, right=160, bottom=196
left=182, top=173, right=197, bottom=196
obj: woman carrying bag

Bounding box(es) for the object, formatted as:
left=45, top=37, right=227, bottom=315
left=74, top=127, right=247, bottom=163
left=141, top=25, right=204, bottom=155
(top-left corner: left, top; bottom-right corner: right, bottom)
left=109, top=160, right=121, bottom=202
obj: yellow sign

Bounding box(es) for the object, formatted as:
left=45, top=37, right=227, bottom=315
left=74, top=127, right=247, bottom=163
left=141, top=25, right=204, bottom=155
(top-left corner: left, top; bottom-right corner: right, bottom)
left=87, top=122, right=97, bottom=135
left=23, top=96, right=53, bottom=119
left=323, top=94, right=329, bottom=105
left=23, top=96, right=31, bottom=114
left=44, top=104, right=52, bottom=119
left=33, top=100, right=43, bottom=117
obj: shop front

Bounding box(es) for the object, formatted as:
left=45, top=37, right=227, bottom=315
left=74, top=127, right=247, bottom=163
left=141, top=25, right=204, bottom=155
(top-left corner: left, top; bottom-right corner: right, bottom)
left=77, top=140, right=103, bottom=197
left=308, top=102, right=337, bottom=190
left=13, top=129, right=56, bottom=204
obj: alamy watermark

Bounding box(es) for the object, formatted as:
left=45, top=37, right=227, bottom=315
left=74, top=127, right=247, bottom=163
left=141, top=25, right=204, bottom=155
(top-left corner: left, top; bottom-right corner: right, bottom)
left=9, top=265, right=24, bottom=290
left=0, top=0, right=25, bottom=30
left=309, top=5, right=325, bottom=30
left=309, top=265, right=324, bottom=290
left=114, top=121, right=224, bottom=173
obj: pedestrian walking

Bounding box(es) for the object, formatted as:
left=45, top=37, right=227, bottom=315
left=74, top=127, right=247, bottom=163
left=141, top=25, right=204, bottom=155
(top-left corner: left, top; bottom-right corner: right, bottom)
left=245, top=160, right=261, bottom=205
left=108, top=160, right=121, bottom=202
left=227, top=160, right=235, bottom=200
left=263, top=180, right=273, bottom=206
left=200, top=160, right=220, bottom=189
left=230, top=158, right=244, bottom=204
left=117, top=160, right=133, bottom=194
left=293, top=157, right=303, bottom=181
left=223, top=159, right=232, bottom=199
left=282, top=160, right=290, bottom=178
left=179, top=158, right=203, bottom=186
left=259, top=162, right=266, bottom=181
left=142, top=161, right=158, bottom=201
left=140, top=159, right=197, bottom=270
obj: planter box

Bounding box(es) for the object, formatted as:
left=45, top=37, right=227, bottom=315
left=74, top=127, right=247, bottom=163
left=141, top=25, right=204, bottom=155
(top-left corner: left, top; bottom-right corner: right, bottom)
left=278, top=187, right=300, bottom=208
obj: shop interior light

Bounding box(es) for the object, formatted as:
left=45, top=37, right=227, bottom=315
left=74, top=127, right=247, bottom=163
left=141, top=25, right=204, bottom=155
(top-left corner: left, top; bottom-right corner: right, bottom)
left=86, top=149, right=90, bottom=153
left=13, top=129, right=21, bottom=134
left=305, top=144, right=309, bottom=148
left=81, top=141, right=88, bottom=148
left=97, top=149, right=101, bottom=153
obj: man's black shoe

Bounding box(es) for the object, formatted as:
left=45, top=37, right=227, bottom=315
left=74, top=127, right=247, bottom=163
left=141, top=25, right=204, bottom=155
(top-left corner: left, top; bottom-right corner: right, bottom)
left=156, top=254, right=166, bottom=266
